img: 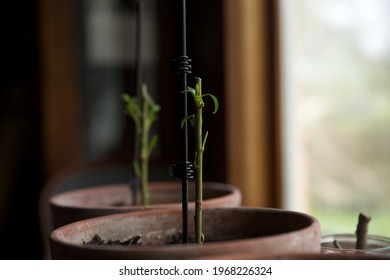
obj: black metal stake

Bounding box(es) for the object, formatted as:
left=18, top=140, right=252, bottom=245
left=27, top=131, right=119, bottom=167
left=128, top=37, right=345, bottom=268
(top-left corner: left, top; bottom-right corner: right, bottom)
left=168, top=0, right=192, bottom=244
left=129, top=0, right=142, bottom=205
left=180, top=0, right=189, bottom=244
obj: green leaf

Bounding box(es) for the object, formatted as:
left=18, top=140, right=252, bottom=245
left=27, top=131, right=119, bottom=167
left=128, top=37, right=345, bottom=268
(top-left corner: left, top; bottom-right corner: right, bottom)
left=181, top=114, right=195, bottom=129
left=122, top=94, right=141, bottom=132
left=202, top=131, right=209, bottom=150
left=195, top=83, right=201, bottom=95
left=122, top=93, right=131, bottom=102
left=151, top=103, right=161, bottom=114
left=148, top=135, right=159, bottom=156
left=202, top=94, right=219, bottom=114
left=182, top=87, right=196, bottom=99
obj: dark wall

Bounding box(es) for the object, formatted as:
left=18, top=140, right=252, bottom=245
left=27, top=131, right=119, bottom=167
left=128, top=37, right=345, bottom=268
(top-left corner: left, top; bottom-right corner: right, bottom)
left=0, top=0, right=43, bottom=259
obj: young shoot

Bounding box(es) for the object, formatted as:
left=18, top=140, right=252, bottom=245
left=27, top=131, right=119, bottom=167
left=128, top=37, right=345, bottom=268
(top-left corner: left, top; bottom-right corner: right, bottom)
left=122, top=84, right=160, bottom=206
left=183, top=77, right=219, bottom=244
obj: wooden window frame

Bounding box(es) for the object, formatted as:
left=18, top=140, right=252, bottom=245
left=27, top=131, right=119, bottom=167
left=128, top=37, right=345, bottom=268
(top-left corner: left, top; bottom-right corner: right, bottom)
left=224, top=0, right=281, bottom=207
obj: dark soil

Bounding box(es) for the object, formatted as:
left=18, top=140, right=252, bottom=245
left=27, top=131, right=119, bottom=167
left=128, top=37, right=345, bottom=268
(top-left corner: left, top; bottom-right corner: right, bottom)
left=85, top=233, right=195, bottom=247
left=85, top=234, right=142, bottom=246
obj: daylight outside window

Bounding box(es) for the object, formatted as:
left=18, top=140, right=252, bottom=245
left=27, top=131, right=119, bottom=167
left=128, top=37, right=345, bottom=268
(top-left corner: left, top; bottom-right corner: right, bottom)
left=279, top=0, right=390, bottom=236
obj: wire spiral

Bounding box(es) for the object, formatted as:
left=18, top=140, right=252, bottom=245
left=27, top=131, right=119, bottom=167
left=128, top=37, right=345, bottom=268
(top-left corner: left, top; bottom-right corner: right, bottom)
left=168, top=161, right=194, bottom=180
left=171, top=56, right=192, bottom=75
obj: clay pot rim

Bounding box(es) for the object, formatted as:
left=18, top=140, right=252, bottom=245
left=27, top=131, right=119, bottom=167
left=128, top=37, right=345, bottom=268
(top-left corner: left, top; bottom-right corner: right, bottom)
left=49, top=181, right=241, bottom=211
left=50, top=206, right=320, bottom=253
left=197, top=252, right=390, bottom=260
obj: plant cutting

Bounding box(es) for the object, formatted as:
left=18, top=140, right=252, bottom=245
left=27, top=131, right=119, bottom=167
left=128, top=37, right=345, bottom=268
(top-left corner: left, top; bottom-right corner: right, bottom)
left=182, top=77, right=219, bottom=243
left=122, top=83, right=160, bottom=206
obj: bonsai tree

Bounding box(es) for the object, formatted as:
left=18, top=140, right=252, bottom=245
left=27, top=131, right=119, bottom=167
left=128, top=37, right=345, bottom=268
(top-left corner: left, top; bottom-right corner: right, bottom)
left=122, top=83, right=161, bottom=206
left=183, top=77, right=219, bottom=243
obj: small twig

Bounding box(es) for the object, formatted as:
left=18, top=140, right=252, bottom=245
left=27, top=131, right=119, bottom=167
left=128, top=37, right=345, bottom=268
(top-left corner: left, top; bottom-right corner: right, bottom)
left=355, top=212, right=371, bottom=250
left=122, top=84, right=160, bottom=206
left=333, top=239, right=342, bottom=249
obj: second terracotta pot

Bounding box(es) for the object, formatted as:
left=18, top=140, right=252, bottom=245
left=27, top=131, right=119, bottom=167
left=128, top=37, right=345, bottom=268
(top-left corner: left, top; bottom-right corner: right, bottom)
left=50, top=181, right=241, bottom=229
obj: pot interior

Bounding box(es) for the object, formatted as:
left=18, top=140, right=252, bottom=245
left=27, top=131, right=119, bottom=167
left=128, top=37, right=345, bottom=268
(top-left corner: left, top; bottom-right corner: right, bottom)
left=56, top=208, right=317, bottom=246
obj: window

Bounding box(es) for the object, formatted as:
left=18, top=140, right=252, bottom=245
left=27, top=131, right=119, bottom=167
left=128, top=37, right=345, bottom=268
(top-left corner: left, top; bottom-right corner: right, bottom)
left=279, top=0, right=390, bottom=235
left=80, top=0, right=158, bottom=159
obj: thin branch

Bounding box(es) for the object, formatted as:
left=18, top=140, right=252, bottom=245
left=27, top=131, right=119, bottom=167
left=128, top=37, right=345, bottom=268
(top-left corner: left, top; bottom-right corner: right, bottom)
left=355, top=212, right=371, bottom=250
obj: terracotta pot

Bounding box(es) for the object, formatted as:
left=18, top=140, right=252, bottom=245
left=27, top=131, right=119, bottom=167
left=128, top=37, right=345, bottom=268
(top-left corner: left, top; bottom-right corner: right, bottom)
left=50, top=181, right=241, bottom=229
left=50, top=207, right=321, bottom=259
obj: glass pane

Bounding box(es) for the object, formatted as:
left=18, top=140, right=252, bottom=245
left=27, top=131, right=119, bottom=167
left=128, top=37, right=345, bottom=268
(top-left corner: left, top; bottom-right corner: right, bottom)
left=80, top=0, right=158, bottom=159
left=280, top=0, right=390, bottom=236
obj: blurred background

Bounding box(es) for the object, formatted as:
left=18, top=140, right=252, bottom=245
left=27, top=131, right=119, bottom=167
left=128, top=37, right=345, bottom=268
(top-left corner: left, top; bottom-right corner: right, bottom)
left=279, top=0, right=390, bottom=236
left=1, top=0, right=389, bottom=259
